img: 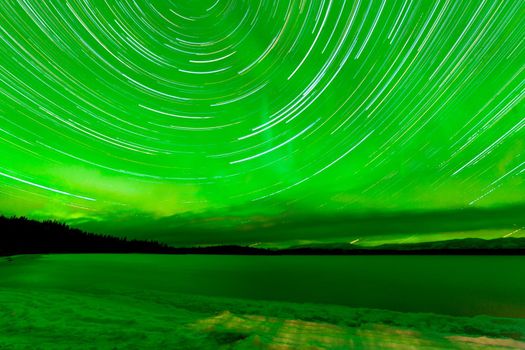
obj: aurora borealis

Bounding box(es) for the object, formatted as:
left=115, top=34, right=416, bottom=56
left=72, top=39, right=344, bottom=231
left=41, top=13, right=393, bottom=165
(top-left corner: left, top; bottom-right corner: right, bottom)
left=0, top=1, right=523, bottom=243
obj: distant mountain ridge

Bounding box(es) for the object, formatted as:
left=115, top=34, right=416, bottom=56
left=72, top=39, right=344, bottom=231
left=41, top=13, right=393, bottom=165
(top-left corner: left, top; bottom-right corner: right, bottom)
left=1, top=216, right=524, bottom=256
left=283, top=237, right=525, bottom=254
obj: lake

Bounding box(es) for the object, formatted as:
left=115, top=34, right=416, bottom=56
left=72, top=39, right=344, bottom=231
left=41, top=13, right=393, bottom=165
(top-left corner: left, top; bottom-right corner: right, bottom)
left=2, top=254, right=524, bottom=318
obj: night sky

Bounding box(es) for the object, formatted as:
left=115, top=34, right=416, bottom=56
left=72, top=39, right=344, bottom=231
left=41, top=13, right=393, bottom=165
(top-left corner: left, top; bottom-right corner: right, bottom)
left=0, top=1, right=523, bottom=245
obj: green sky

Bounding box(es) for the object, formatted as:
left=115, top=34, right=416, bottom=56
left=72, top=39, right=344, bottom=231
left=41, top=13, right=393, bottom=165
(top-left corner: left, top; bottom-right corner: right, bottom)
left=0, top=0, right=523, bottom=245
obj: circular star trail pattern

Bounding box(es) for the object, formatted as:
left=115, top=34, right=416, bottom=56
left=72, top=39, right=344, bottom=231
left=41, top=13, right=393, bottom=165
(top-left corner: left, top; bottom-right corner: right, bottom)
left=0, top=0, right=523, bottom=224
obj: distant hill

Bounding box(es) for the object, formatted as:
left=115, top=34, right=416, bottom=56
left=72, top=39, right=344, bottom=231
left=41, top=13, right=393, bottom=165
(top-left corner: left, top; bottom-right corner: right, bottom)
left=373, top=237, right=525, bottom=251
left=283, top=237, right=525, bottom=255
left=1, top=216, right=524, bottom=256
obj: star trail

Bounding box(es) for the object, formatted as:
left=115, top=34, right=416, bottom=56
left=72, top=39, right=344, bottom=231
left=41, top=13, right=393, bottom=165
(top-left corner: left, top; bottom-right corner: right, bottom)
left=0, top=0, right=523, bottom=238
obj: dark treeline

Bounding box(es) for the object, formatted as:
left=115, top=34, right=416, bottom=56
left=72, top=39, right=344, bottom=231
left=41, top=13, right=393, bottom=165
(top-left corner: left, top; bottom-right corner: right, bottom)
left=0, top=216, right=272, bottom=256
left=0, top=216, right=175, bottom=256
left=1, top=216, right=524, bottom=256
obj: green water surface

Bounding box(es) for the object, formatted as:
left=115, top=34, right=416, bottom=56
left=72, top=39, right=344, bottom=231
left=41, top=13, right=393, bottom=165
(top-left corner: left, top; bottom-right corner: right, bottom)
left=2, top=254, right=524, bottom=318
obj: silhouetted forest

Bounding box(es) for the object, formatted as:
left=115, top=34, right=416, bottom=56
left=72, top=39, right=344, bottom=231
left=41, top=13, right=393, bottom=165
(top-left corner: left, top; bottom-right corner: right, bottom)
left=1, top=216, right=524, bottom=257
left=0, top=216, right=274, bottom=256
left=0, top=216, right=175, bottom=256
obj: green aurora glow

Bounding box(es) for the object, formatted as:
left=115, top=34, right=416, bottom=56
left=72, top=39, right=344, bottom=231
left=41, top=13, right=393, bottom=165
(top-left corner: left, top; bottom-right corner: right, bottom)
left=0, top=1, right=523, bottom=244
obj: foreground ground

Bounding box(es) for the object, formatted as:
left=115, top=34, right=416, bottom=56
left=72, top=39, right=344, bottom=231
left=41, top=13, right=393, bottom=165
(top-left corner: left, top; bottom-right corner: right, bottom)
left=1, top=254, right=524, bottom=349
